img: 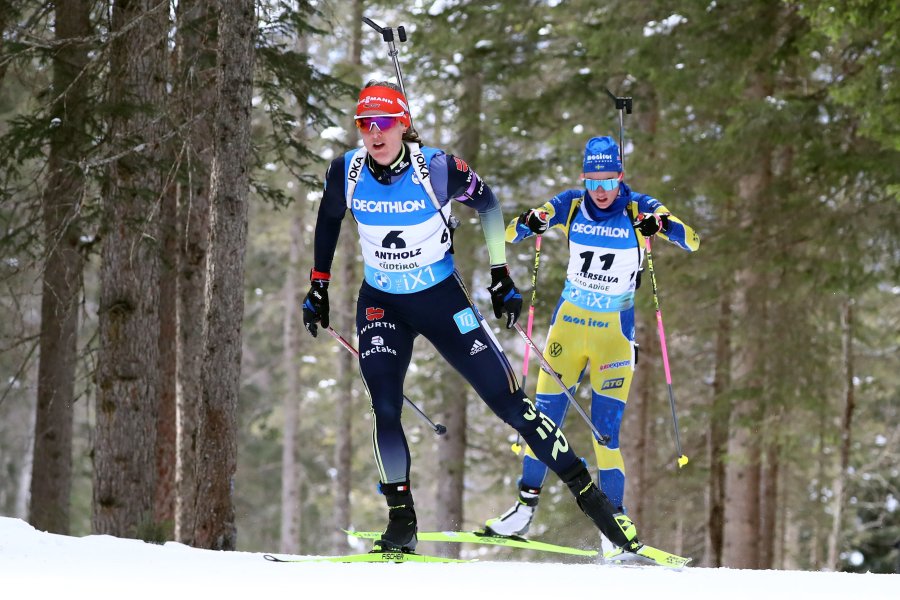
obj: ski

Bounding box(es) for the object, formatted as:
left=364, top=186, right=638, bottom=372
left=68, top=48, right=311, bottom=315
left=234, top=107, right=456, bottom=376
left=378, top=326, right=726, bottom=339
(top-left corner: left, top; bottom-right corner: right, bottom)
left=344, top=529, right=598, bottom=557
left=603, top=544, right=692, bottom=569
left=263, top=552, right=473, bottom=564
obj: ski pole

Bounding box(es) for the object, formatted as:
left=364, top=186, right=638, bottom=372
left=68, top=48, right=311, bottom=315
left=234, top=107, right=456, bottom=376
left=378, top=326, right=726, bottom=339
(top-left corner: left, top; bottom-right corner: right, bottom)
left=362, top=17, right=415, bottom=133
left=513, top=323, right=610, bottom=446
left=512, top=234, right=542, bottom=456
left=326, top=327, right=447, bottom=436
left=604, top=87, right=632, bottom=170
left=362, top=16, right=461, bottom=240
left=604, top=88, right=687, bottom=468
left=644, top=237, right=688, bottom=468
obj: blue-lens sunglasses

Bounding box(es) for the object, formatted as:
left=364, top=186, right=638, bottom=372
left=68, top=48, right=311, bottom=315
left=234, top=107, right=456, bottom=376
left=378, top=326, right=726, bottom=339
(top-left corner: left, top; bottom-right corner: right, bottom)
left=584, top=177, right=621, bottom=192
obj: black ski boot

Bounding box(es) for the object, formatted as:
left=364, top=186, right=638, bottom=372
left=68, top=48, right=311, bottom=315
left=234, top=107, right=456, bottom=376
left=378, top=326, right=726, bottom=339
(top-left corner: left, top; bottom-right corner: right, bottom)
left=374, top=481, right=418, bottom=553
left=562, top=463, right=641, bottom=553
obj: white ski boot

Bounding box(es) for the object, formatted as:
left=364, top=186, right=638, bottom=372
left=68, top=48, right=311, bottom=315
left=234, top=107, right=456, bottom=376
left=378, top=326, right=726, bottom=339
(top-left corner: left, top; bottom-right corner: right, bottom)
left=484, top=486, right=540, bottom=537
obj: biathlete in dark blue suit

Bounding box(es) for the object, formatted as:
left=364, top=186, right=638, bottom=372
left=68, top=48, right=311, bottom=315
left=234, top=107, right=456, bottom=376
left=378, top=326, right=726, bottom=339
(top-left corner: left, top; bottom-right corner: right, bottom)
left=302, top=80, right=643, bottom=556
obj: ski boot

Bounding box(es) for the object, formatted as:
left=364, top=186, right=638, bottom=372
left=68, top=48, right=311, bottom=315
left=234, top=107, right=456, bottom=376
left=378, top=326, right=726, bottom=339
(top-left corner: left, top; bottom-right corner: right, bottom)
left=484, top=484, right=540, bottom=537
left=373, top=481, right=418, bottom=553
left=562, top=463, right=641, bottom=553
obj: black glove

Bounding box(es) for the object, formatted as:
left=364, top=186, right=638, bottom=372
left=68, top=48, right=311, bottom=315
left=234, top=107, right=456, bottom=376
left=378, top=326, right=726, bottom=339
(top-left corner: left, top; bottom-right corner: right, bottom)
left=634, top=212, right=670, bottom=237
left=302, top=271, right=330, bottom=337
left=487, top=264, right=522, bottom=329
left=517, top=208, right=550, bottom=234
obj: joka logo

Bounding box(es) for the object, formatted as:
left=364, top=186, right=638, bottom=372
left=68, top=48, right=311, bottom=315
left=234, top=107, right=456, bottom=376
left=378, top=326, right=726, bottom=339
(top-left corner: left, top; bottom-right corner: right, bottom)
left=371, top=336, right=384, bottom=346
left=601, top=378, right=625, bottom=390
left=470, top=339, right=487, bottom=356
left=549, top=342, right=563, bottom=357
left=348, top=154, right=364, bottom=182
left=366, top=307, right=385, bottom=321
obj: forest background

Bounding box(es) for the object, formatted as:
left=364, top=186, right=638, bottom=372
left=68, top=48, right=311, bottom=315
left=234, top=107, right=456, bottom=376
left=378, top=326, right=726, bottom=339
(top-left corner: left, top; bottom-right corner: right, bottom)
left=0, top=0, right=897, bottom=573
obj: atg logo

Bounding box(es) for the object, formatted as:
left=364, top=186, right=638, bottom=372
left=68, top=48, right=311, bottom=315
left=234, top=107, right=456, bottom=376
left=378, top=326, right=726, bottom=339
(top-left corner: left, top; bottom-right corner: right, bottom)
left=601, top=378, right=625, bottom=390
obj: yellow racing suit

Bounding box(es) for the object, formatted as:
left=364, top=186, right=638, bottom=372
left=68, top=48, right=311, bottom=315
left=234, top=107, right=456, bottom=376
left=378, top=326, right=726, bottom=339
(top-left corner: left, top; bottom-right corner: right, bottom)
left=507, top=184, right=699, bottom=509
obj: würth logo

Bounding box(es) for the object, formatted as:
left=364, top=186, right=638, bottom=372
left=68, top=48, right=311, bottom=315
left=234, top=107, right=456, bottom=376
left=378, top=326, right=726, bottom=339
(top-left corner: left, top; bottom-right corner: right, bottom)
left=366, top=307, right=385, bottom=321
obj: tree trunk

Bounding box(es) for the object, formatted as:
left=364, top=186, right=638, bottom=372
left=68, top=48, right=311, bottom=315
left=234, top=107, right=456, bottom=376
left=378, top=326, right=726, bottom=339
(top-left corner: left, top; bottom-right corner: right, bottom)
left=811, top=412, right=827, bottom=569
left=720, top=63, right=775, bottom=568
left=826, top=299, right=855, bottom=569
left=435, top=385, right=467, bottom=558
left=190, top=0, right=255, bottom=550
left=155, top=151, right=178, bottom=536
left=705, top=289, right=732, bottom=566
left=722, top=175, right=769, bottom=568
left=173, top=0, right=216, bottom=544
left=0, top=1, right=17, bottom=82
left=29, top=0, right=90, bottom=535
left=280, top=216, right=301, bottom=553
left=93, top=0, right=168, bottom=538
left=759, top=432, right=780, bottom=568
left=330, top=0, right=364, bottom=554
left=429, top=52, right=485, bottom=558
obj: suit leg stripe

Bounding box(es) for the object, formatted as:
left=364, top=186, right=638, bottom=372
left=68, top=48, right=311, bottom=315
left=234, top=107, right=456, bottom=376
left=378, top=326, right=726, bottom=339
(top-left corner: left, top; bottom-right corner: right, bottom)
left=360, top=366, right=388, bottom=482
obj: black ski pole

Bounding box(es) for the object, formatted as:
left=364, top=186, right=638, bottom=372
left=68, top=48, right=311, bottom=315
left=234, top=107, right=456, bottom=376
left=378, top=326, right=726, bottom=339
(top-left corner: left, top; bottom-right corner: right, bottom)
left=362, top=17, right=414, bottom=132
left=513, top=323, right=611, bottom=446
left=326, top=327, right=447, bottom=435
left=362, top=16, right=461, bottom=240
left=604, top=87, right=632, bottom=170
left=604, top=88, right=687, bottom=468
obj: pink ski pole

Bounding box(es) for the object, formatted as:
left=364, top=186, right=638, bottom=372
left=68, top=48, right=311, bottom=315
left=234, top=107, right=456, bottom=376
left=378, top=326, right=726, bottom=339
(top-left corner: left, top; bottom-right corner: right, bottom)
left=512, top=234, right=542, bottom=456
left=644, top=236, right=689, bottom=468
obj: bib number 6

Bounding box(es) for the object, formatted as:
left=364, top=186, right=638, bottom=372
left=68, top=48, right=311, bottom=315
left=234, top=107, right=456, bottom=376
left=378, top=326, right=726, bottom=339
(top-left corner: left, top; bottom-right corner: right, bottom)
left=382, top=230, right=406, bottom=249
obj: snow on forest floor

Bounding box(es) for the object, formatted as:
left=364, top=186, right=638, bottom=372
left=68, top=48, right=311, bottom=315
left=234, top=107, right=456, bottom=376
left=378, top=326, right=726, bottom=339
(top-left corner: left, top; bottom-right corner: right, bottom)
left=0, top=517, right=895, bottom=599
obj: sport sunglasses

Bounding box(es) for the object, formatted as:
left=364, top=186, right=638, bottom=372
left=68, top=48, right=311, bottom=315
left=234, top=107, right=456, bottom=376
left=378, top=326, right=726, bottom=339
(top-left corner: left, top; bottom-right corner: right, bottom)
left=354, top=113, right=405, bottom=132
left=584, top=176, right=621, bottom=192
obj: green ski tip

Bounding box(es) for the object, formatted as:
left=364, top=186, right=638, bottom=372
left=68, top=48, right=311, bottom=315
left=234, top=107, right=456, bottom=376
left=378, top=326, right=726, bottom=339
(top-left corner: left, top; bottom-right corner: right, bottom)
left=604, top=544, right=692, bottom=569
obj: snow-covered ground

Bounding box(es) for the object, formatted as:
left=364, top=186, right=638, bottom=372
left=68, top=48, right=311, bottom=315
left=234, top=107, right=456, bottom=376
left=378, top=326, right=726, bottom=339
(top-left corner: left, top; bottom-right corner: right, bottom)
left=1, top=517, right=895, bottom=599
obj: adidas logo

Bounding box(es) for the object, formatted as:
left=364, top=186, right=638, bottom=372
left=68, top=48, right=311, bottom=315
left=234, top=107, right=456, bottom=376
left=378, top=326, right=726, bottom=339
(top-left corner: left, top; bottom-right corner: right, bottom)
left=470, top=339, right=488, bottom=356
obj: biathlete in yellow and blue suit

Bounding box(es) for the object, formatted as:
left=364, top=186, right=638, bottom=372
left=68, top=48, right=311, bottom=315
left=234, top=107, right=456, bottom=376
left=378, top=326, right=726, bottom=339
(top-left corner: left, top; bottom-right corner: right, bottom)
left=485, top=136, right=700, bottom=537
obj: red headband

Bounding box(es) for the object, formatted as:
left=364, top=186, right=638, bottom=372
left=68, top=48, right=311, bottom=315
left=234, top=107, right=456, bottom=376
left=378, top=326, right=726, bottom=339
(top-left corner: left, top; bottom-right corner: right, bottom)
left=356, top=86, right=411, bottom=127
